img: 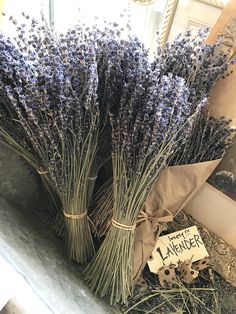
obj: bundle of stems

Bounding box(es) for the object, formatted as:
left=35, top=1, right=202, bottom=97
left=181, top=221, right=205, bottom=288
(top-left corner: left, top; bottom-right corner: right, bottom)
left=90, top=109, right=235, bottom=239
left=153, top=29, right=232, bottom=105
left=89, top=177, right=113, bottom=237
left=170, top=109, right=236, bottom=165
left=89, top=29, right=232, bottom=240
left=84, top=30, right=205, bottom=301
left=0, top=14, right=106, bottom=263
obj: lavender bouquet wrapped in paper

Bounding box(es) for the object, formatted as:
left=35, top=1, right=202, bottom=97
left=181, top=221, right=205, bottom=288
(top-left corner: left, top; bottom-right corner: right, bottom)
left=84, top=31, right=203, bottom=302
left=88, top=29, right=234, bottom=284
left=132, top=30, right=235, bottom=280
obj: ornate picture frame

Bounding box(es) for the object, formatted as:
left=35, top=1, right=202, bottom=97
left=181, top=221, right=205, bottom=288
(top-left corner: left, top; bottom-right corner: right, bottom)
left=197, top=0, right=225, bottom=9
left=160, top=0, right=225, bottom=46
left=185, top=18, right=212, bottom=34
left=208, top=139, right=236, bottom=202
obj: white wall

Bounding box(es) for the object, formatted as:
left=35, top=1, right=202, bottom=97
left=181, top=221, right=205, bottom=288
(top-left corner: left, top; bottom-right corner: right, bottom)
left=1, top=0, right=49, bottom=37
left=0, top=0, right=164, bottom=53
left=168, top=0, right=222, bottom=41
left=53, top=0, right=162, bottom=51
left=184, top=182, right=236, bottom=249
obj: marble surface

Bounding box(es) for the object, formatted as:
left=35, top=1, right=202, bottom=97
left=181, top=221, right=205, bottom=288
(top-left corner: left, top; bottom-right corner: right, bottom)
left=0, top=255, right=51, bottom=314
left=0, top=198, right=120, bottom=314
left=0, top=139, right=119, bottom=313
left=0, top=143, right=43, bottom=210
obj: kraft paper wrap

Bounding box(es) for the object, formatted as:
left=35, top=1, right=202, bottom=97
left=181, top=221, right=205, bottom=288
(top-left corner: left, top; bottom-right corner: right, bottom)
left=133, top=159, right=221, bottom=281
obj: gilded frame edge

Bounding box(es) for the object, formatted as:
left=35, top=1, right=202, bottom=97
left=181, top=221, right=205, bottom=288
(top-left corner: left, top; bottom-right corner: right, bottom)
left=159, top=0, right=179, bottom=46
left=197, top=0, right=225, bottom=9
left=159, top=0, right=225, bottom=46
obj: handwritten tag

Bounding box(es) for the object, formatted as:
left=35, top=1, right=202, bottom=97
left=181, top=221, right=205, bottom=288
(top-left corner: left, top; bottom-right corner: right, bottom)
left=148, top=226, right=209, bottom=273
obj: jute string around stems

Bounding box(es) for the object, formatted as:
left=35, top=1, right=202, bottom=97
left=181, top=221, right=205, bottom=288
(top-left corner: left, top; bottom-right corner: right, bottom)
left=37, top=169, right=48, bottom=175
left=136, top=207, right=173, bottom=225
left=37, top=173, right=97, bottom=220
left=63, top=211, right=87, bottom=219
left=110, top=207, right=172, bottom=232
left=64, top=210, right=99, bottom=238
left=111, top=218, right=136, bottom=231
left=88, top=175, right=97, bottom=180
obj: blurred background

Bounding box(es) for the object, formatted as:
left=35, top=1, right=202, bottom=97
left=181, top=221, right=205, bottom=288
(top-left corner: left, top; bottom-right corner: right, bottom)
left=0, top=0, right=228, bottom=53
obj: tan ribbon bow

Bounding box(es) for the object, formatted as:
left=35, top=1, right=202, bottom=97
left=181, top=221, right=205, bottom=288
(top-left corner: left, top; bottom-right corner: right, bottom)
left=137, top=207, right=173, bottom=229
left=133, top=206, right=173, bottom=281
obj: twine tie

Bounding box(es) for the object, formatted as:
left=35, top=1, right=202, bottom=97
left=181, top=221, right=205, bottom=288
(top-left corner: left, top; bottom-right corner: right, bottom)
left=111, top=218, right=136, bottom=231
left=88, top=175, right=97, bottom=180
left=37, top=169, right=48, bottom=175
left=63, top=211, right=87, bottom=220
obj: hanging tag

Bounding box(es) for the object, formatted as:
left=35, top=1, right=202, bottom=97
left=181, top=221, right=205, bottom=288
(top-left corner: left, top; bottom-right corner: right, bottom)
left=148, top=226, right=209, bottom=273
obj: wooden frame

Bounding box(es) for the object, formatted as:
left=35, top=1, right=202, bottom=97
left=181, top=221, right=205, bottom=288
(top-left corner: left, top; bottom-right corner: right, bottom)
left=160, top=0, right=225, bottom=46
left=159, top=0, right=179, bottom=46
left=197, top=0, right=225, bottom=9
left=185, top=18, right=212, bottom=33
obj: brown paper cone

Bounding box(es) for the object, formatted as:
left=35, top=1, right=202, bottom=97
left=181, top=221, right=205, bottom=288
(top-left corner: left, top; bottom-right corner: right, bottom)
left=133, top=159, right=221, bottom=281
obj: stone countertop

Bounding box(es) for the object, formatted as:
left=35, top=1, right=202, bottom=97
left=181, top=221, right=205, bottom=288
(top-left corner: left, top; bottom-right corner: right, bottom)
left=0, top=143, right=43, bottom=211
left=0, top=198, right=120, bottom=314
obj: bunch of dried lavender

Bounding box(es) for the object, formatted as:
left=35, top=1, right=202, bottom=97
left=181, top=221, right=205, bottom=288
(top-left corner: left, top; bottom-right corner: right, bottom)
left=88, top=27, right=153, bottom=239
left=170, top=110, right=236, bottom=165
left=153, top=29, right=232, bottom=106
left=84, top=31, right=203, bottom=302
left=0, top=15, right=104, bottom=263
left=89, top=30, right=232, bottom=240
left=89, top=111, right=235, bottom=239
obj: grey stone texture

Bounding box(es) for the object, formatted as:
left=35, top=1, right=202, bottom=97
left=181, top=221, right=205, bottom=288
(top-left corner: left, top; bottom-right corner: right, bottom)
left=0, top=142, right=43, bottom=211
left=1, top=141, right=236, bottom=314
left=0, top=143, right=120, bottom=313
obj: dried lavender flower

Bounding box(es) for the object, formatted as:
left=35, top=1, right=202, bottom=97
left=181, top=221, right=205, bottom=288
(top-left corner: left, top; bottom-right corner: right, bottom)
left=0, top=14, right=102, bottom=263
left=153, top=29, right=230, bottom=107
left=84, top=41, right=202, bottom=304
